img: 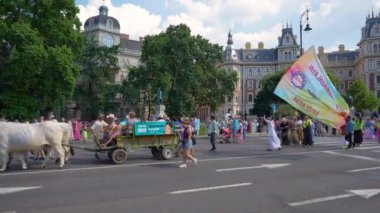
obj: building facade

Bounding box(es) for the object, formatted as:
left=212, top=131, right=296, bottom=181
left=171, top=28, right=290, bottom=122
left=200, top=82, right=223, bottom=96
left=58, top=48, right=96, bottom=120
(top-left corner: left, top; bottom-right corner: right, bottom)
left=220, top=13, right=380, bottom=116
left=82, top=5, right=144, bottom=117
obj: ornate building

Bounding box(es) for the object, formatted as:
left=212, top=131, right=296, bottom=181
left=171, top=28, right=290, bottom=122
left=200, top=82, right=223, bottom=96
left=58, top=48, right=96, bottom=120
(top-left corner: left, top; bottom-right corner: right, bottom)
left=82, top=5, right=144, bottom=117
left=220, top=23, right=299, bottom=116
left=220, top=12, right=380, bottom=116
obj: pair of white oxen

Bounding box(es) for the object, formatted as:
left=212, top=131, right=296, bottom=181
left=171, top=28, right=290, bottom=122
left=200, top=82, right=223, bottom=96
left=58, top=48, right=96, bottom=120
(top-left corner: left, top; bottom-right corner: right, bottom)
left=0, top=121, right=73, bottom=172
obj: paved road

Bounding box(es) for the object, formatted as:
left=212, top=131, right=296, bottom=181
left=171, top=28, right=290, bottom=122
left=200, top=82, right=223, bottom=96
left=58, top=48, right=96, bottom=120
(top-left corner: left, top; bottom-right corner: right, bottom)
left=1, top=135, right=380, bottom=213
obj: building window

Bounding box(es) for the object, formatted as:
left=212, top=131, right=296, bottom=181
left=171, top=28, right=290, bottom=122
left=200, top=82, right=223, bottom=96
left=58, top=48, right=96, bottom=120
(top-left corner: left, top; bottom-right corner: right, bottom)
left=286, top=36, right=290, bottom=43
left=377, top=90, right=380, bottom=98
left=106, top=19, right=113, bottom=30
left=227, top=96, right=232, bottom=102
left=349, top=70, right=352, bottom=77
left=374, top=44, right=378, bottom=53
left=248, top=68, right=253, bottom=77
left=248, top=80, right=253, bottom=90
left=103, top=33, right=114, bottom=47
left=248, top=93, right=253, bottom=102
left=377, top=61, right=380, bottom=71
left=377, top=76, right=380, bottom=85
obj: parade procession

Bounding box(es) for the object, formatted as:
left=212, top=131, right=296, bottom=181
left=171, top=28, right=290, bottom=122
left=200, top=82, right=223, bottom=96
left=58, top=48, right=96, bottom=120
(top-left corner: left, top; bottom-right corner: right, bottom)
left=1, top=0, right=380, bottom=212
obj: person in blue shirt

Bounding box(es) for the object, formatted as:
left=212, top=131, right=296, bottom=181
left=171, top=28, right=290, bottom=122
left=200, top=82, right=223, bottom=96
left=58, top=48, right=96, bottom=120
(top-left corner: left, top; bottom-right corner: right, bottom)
left=345, top=116, right=354, bottom=149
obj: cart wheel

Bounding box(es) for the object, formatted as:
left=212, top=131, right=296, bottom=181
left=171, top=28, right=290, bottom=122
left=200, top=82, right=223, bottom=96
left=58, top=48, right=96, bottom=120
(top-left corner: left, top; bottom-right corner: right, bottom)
left=111, top=149, right=127, bottom=164
left=95, top=153, right=101, bottom=160
left=161, top=147, right=174, bottom=160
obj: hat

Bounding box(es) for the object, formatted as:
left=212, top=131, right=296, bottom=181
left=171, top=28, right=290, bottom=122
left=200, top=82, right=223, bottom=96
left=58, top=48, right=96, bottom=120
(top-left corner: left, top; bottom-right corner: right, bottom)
left=107, top=113, right=115, bottom=119
left=98, top=113, right=105, bottom=118
left=158, top=114, right=163, bottom=118
left=181, top=117, right=190, bottom=124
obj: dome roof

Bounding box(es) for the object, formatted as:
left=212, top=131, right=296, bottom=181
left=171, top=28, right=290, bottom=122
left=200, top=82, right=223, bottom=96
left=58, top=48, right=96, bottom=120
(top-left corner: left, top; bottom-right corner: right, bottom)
left=83, top=5, right=120, bottom=30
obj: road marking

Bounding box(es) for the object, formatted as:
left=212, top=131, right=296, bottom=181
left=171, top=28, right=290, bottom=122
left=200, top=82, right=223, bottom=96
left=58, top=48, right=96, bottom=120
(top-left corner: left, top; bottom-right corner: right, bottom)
left=168, top=182, right=252, bottom=195
left=216, top=163, right=290, bottom=172
left=289, top=189, right=380, bottom=207
left=348, top=166, right=380, bottom=173
left=355, top=146, right=380, bottom=150
left=0, top=146, right=374, bottom=177
left=0, top=186, right=41, bottom=195
left=373, top=150, right=380, bottom=153
left=323, top=151, right=380, bottom=162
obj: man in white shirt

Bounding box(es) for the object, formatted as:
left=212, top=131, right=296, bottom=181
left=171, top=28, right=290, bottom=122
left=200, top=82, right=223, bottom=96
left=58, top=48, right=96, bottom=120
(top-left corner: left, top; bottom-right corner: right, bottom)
left=91, top=114, right=108, bottom=141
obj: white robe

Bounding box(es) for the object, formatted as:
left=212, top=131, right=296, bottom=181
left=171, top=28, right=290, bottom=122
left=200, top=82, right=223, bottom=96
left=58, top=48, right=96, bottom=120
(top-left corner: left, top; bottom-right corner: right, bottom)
left=264, top=118, right=281, bottom=150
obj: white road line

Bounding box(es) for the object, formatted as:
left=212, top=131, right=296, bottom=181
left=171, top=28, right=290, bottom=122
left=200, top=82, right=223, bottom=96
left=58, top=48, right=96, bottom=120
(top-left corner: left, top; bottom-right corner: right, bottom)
left=289, top=189, right=380, bottom=207
left=289, top=194, right=354, bottom=207
left=355, top=146, right=380, bottom=150
left=216, top=166, right=262, bottom=172
left=216, top=163, right=290, bottom=172
left=323, top=151, right=380, bottom=162
left=348, top=166, right=380, bottom=173
left=0, top=186, right=42, bottom=195
left=168, top=182, right=252, bottom=195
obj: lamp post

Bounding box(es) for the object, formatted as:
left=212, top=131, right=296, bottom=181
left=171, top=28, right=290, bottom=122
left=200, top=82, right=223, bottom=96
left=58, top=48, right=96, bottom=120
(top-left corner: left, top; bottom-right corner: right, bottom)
left=299, top=9, right=312, bottom=56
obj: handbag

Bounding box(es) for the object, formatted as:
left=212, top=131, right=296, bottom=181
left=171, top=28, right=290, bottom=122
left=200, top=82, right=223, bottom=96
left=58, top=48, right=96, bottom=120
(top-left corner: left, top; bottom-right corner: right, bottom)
left=191, top=136, right=197, bottom=145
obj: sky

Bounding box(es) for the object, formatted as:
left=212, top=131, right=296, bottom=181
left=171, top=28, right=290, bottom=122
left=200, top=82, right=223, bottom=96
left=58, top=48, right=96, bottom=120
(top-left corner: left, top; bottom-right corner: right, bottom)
left=75, top=0, right=380, bottom=52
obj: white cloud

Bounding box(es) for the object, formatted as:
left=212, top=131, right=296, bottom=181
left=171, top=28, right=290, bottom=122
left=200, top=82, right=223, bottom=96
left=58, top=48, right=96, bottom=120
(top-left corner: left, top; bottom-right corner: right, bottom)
left=232, top=24, right=283, bottom=49
left=77, top=0, right=162, bottom=39
left=76, top=0, right=374, bottom=52
left=318, top=0, right=339, bottom=17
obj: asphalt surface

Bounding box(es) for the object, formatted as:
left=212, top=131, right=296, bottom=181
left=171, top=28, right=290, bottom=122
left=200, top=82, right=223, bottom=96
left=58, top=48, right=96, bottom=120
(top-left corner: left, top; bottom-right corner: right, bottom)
left=1, top=134, right=380, bottom=213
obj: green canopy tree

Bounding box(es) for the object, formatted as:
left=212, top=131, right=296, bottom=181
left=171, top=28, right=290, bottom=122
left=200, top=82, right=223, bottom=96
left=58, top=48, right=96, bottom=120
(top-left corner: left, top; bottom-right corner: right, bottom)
left=347, top=80, right=378, bottom=113
left=124, top=24, right=236, bottom=118
left=0, top=0, right=82, bottom=120
left=75, top=37, right=120, bottom=119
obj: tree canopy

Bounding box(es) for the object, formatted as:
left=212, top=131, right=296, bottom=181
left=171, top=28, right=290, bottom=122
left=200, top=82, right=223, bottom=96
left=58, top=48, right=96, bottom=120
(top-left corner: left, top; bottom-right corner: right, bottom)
left=75, top=36, right=120, bottom=119
left=0, top=0, right=82, bottom=120
left=124, top=24, right=236, bottom=118
left=347, top=80, right=379, bottom=113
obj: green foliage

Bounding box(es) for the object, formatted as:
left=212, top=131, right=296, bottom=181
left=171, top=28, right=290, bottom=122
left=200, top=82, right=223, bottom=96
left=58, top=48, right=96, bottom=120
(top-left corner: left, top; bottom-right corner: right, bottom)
left=251, top=69, right=287, bottom=116
left=274, top=103, right=297, bottom=118
left=75, top=37, right=120, bottom=119
left=0, top=0, right=82, bottom=120
left=325, top=69, right=341, bottom=89
left=347, top=80, right=379, bottom=112
left=124, top=24, right=236, bottom=118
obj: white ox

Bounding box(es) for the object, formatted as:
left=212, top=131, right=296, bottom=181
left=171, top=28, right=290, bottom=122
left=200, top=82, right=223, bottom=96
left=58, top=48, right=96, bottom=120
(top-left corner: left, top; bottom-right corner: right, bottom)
left=0, top=121, right=72, bottom=172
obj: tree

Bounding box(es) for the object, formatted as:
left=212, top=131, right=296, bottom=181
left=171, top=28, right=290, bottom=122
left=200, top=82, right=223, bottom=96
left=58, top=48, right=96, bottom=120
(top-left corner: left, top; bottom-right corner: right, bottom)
left=251, top=69, right=287, bottom=116
left=124, top=24, right=236, bottom=118
left=75, top=37, right=120, bottom=119
left=274, top=103, right=297, bottom=118
left=0, top=0, right=82, bottom=120
left=347, top=80, right=378, bottom=113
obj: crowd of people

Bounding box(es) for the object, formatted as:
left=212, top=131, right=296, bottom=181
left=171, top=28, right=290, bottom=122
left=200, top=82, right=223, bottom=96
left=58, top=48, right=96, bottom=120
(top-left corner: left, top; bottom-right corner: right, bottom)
left=2, top=111, right=380, bottom=169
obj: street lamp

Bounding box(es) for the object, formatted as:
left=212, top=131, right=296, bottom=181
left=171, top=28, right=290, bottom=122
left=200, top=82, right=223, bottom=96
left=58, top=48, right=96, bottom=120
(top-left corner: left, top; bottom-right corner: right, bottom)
left=299, top=9, right=312, bottom=56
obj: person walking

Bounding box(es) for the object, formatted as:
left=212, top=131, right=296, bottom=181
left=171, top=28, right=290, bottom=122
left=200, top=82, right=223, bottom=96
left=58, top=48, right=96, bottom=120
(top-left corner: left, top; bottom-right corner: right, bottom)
left=302, top=115, right=313, bottom=147
left=208, top=116, right=218, bottom=151
left=193, top=115, right=200, bottom=136
left=179, top=118, right=197, bottom=168
left=264, top=116, right=282, bottom=151
left=353, top=114, right=364, bottom=147
left=345, top=116, right=354, bottom=149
